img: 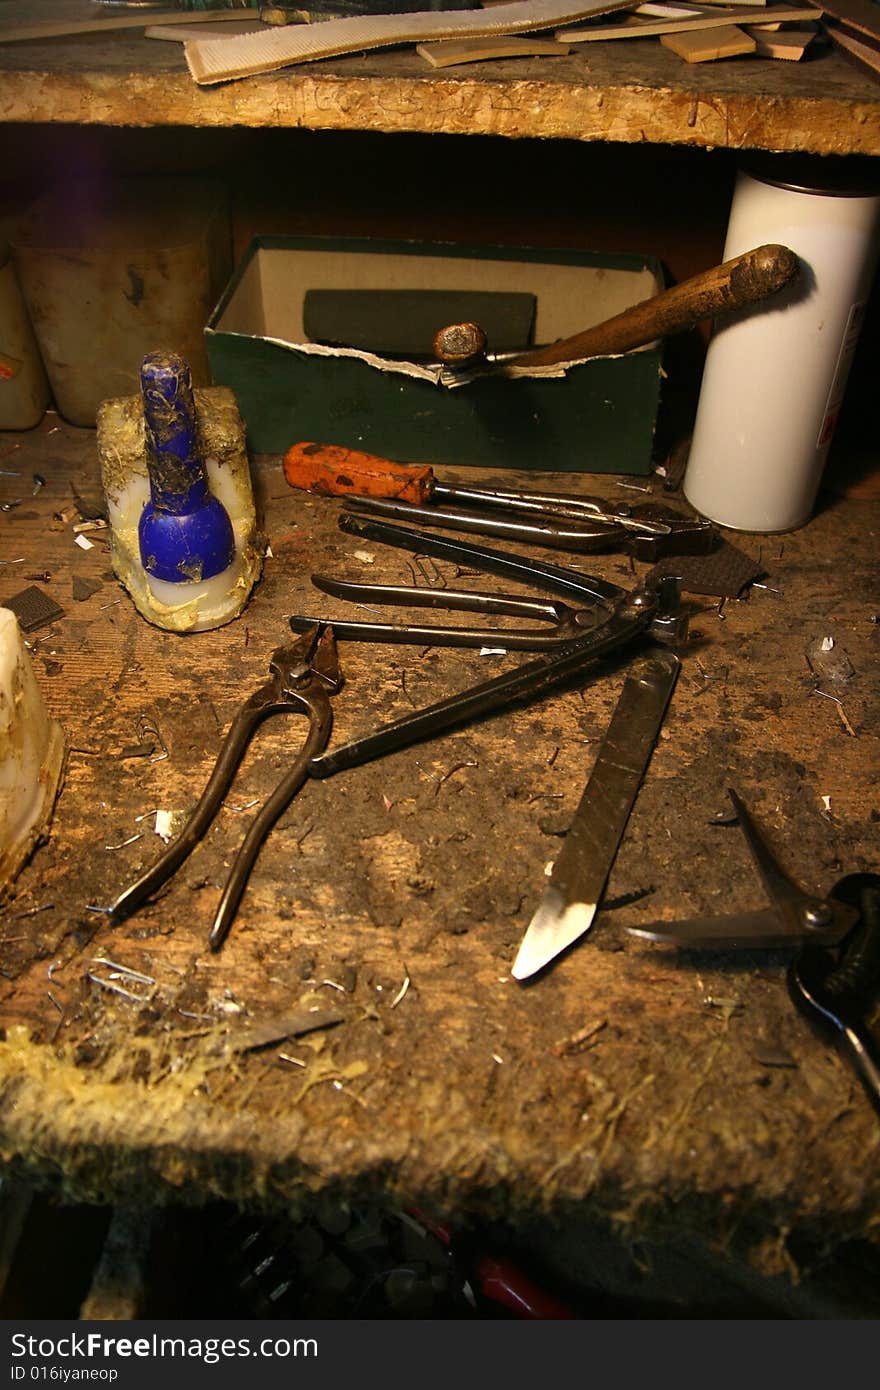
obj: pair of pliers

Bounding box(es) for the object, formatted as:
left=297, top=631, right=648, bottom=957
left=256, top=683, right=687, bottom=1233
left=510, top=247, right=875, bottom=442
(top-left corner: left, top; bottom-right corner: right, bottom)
left=106, top=520, right=677, bottom=950
left=342, top=493, right=716, bottom=563
left=294, top=510, right=641, bottom=652
left=289, top=511, right=685, bottom=780
left=294, top=509, right=689, bottom=654
left=627, top=789, right=880, bottom=1115
left=102, top=624, right=342, bottom=951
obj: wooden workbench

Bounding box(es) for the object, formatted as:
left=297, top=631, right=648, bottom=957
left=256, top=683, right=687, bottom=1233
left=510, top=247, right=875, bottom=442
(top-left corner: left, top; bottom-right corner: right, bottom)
left=1, top=0, right=879, bottom=156
left=0, top=415, right=878, bottom=1313
left=1, top=0, right=880, bottom=1318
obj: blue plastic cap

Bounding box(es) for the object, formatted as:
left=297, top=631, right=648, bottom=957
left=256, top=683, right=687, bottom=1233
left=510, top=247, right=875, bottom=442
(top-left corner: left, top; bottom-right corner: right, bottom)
left=139, top=495, right=235, bottom=585
left=138, top=351, right=235, bottom=584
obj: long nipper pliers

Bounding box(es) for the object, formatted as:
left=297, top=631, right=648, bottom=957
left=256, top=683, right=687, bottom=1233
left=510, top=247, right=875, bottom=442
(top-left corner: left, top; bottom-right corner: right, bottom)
left=290, top=511, right=684, bottom=779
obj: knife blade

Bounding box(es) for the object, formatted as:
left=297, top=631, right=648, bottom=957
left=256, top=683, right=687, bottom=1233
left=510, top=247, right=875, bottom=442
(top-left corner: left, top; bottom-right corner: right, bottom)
left=511, top=651, right=680, bottom=980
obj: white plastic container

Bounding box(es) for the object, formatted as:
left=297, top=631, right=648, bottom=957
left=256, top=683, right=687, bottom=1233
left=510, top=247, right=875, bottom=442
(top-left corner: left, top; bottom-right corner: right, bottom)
left=0, top=608, right=66, bottom=902
left=12, top=176, right=231, bottom=428
left=684, top=158, right=880, bottom=533
left=0, top=240, right=50, bottom=430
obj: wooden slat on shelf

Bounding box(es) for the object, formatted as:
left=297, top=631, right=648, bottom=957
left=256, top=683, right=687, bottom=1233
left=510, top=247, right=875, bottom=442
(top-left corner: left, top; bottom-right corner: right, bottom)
left=416, top=35, right=572, bottom=66
left=145, top=21, right=265, bottom=44
left=820, top=0, right=880, bottom=78
left=559, top=3, right=822, bottom=38
left=661, top=21, right=757, bottom=56
left=0, top=7, right=254, bottom=44
left=636, top=2, right=716, bottom=14
left=0, top=0, right=877, bottom=155
left=746, top=22, right=818, bottom=55
left=827, top=22, right=880, bottom=74
left=819, top=0, right=880, bottom=41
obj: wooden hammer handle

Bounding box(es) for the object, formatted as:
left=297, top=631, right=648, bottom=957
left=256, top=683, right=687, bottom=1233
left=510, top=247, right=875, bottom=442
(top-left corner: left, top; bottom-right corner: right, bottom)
left=507, top=243, right=799, bottom=368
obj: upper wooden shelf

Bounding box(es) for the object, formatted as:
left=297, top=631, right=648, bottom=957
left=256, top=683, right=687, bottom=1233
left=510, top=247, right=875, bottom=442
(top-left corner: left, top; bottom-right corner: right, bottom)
left=1, top=2, right=880, bottom=156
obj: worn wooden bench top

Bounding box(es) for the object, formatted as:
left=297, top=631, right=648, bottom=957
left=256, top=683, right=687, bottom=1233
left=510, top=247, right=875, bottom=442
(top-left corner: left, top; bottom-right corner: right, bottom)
left=1, top=0, right=880, bottom=155
left=1, top=414, right=878, bottom=1300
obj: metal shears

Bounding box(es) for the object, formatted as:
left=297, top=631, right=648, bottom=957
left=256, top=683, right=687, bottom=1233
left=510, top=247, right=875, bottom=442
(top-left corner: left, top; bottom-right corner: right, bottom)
left=627, top=789, right=859, bottom=951
left=627, top=789, right=880, bottom=1115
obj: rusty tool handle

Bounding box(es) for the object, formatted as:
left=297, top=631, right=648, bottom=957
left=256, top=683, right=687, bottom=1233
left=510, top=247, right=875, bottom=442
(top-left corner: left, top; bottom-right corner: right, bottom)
left=283, top=440, right=435, bottom=505
left=500, top=243, right=799, bottom=368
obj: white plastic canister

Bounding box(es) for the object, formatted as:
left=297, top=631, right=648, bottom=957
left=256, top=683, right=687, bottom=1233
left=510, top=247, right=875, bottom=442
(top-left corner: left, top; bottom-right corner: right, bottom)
left=684, top=158, right=880, bottom=533
left=0, top=608, right=65, bottom=900
left=0, top=240, right=50, bottom=430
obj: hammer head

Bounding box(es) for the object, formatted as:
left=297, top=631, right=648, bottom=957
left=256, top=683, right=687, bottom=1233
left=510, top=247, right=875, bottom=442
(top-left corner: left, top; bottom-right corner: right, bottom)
left=431, top=321, right=488, bottom=368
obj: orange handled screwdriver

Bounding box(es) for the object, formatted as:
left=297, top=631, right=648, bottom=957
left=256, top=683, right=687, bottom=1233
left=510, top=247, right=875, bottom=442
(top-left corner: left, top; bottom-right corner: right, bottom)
left=282, top=441, right=672, bottom=538
left=284, top=440, right=435, bottom=505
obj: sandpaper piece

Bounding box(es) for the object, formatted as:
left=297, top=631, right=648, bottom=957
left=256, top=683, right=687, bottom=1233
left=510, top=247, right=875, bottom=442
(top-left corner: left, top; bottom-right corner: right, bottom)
left=184, top=0, right=637, bottom=84
left=645, top=541, right=763, bottom=598
left=3, top=586, right=64, bottom=633
left=72, top=576, right=103, bottom=603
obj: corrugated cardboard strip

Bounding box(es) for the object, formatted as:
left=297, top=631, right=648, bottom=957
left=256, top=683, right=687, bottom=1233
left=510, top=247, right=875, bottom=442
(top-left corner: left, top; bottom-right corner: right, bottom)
left=184, top=0, right=634, bottom=84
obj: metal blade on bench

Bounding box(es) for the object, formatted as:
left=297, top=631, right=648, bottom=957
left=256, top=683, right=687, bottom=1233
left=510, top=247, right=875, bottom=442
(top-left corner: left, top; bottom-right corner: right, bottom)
left=512, top=651, right=680, bottom=981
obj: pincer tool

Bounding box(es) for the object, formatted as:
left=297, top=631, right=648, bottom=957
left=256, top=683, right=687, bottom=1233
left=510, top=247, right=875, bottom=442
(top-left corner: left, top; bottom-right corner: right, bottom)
left=788, top=874, right=880, bottom=1117
left=100, top=624, right=342, bottom=951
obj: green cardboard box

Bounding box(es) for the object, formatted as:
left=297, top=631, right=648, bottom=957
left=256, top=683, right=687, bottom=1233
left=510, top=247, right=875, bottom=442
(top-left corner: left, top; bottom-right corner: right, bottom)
left=205, top=235, right=663, bottom=473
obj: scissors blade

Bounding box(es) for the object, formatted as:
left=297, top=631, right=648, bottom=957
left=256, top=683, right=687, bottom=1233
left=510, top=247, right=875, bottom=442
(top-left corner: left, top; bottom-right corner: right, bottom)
left=626, top=908, right=797, bottom=949
left=512, top=652, right=679, bottom=981
left=626, top=901, right=859, bottom=949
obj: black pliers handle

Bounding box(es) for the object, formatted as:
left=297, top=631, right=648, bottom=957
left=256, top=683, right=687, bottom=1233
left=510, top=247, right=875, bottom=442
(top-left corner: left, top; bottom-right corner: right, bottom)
left=789, top=874, right=880, bottom=1116
left=289, top=514, right=683, bottom=779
